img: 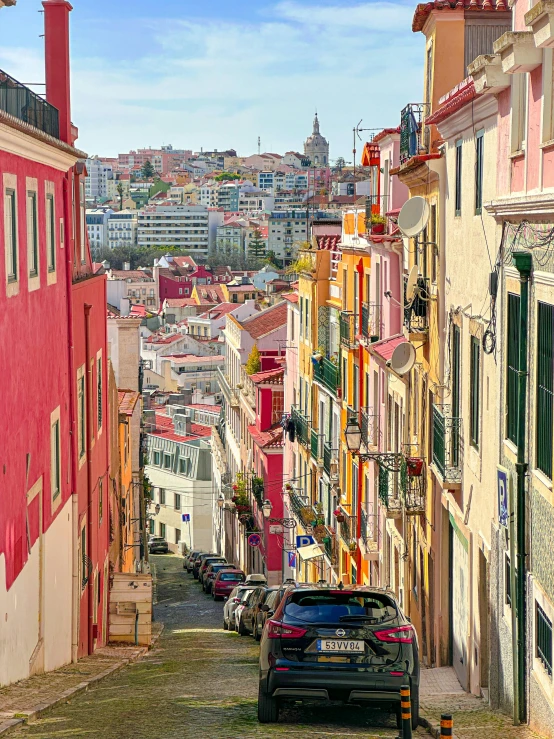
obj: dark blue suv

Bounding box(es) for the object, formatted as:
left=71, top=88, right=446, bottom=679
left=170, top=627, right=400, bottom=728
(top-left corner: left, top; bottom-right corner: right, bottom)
left=257, top=584, right=419, bottom=728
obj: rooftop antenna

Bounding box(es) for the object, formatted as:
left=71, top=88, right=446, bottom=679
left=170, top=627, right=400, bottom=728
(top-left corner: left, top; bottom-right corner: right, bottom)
left=352, top=120, right=386, bottom=180
left=258, top=136, right=261, bottom=156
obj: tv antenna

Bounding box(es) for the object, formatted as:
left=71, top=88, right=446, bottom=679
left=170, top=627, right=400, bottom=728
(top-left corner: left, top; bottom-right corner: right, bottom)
left=258, top=136, right=261, bottom=156
left=352, top=120, right=386, bottom=180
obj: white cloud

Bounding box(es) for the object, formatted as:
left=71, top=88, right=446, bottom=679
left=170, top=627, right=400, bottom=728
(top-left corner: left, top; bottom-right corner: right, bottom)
left=274, top=1, right=414, bottom=30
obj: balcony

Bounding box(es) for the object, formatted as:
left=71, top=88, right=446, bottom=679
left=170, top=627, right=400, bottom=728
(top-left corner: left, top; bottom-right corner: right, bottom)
left=0, top=70, right=60, bottom=139
left=468, top=54, right=510, bottom=96
left=338, top=509, right=357, bottom=549
left=323, top=442, right=339, bottom=479
left=400, top=103, right=430, bottom=165
left=360, top=509, right=380, bottom=561
left=378, top=466, right=403, bottom=518
left=361, top=303, right=381, bottom=343
left=310, top=429, right=324, bottom=463
left=217, top=367, right=239, bottom=407
left=340, top=311, right=358, bottom=349
left=313, top=356, right=340, bottom=397
left=525, top=1, right=554, bottom=50
left=291, top=406, right=309, bottom=447
left=493, top=31, right=542, bottom=74
left=432, top=405, right=462, bottom=488
left=404, top=275, right=430, bottom=339
left=288, top=490, right=312, bottom=525
left=361, top=407, right=379, bottom=450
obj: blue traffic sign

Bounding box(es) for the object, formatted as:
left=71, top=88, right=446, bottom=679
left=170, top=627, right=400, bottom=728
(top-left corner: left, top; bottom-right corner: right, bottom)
left=296, top=535, right=315, bottom=548
left=497, top=466, right=508, bottom=528
left=182, top=513, right=190, bottom=523
left=248, top=533, right=262, bottom=548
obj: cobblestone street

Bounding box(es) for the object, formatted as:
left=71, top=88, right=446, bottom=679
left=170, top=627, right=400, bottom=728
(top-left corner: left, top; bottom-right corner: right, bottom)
left=5, top=556, right=545, bottom=739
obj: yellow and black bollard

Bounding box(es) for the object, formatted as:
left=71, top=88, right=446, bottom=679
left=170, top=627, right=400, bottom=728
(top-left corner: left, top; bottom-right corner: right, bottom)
left=400, top=684, right=413, bottom=738
left=440, top=714, right=453, bottom=737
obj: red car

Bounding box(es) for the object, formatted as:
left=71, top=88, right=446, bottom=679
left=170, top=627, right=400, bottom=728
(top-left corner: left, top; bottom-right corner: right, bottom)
left=212, top=569, right=246, bottom=601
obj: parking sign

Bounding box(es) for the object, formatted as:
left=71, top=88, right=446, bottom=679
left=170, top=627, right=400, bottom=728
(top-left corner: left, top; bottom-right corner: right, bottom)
left=497, top=466, right=509, bottom=528
left=182, top=513, right=190, bottom=523
left=296, top=535, right=315, bottom=548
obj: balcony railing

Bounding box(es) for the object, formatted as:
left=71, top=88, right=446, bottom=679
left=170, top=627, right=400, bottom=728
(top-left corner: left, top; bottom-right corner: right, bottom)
left=432, top=405, right=462, bottom=484
left=378, top=465, right=404, bottom=516
left=400, top=103, right=430, bottom=164
left=217, top=367, right=239, bottom=406
left=339, top=509, right=357, bottom=548
left=310, top=430, right=324, bottom=461
left=323, top=442, right=338, bottom=478
left=291, top=406, right=309, bottom=447
left=361, top=303, right=381, bottom=342
left=323, top=531, right=338, bottom=565
left=313, top=356, right=340, bottom=396
left=360, top=508, right=380, bottom=553
left=404, top=275, right=430, bottom=335
left=0, top=69, right=60, bottom=139
left=340, top=311, right=358, bottom=349
left=361, top=407, right=379, bottom=450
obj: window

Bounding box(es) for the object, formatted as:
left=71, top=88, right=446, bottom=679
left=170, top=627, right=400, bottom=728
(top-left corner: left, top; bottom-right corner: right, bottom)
left=149, top=518, right=155, bottom=535
left=5, top=188, right=17, bottom=282
left=179, top=458, right=186, bottom=474
left=99, top=479, right=103, bottom=524
left=27, top=191, right=38, bottom=276
left=163, top=453, right=172, bottom=469
left=159, top=522, right=166, bottom=539
left=51, top=418, right=61, bottom=500
left=475, top=130, right=484, bottom=215
left=455, top=139, right=462, bottom=216
left=505, top=553, right=512, bottom=608
left=78, top=369, right=86, bottom=459
left=506, top=293, right=521, bottom=445
left=97, top=357, right=103, bottom=431
left=511, top=74, right=528, bottom=154
left=342, top=356, right=348, bottom=402
left=426, top=44, right=433, bottom=106
left=536, top=603, right=553, bottom=676
left=153, top=450, right=161, bottom=466
left=470, top=337, right=480, bottom=447
left=536, top=302, right=554, bottom=478
left=174, top=493, right=181, bottom=511
left=541, top=49, right=554, bottom=144
left=430, top=204, right=437, bottom=283
left=81, top=526, right=87, bottom=589
left=353, top=364, right=359, bottom=410
left=159, top=488, right=166, bottom=504
left=175, top=528, right=181, bottom=545
left=452, top=325, right=461, bottom=417
left=46, top=193, right=55, bottom=272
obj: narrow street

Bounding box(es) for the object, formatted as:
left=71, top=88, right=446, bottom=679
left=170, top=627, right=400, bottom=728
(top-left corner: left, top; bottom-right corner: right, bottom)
left=10, top=555, right=426, bottom=739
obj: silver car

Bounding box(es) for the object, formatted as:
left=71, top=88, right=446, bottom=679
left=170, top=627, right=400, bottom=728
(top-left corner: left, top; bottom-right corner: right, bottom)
left=223, top=586, right=255, bottom=631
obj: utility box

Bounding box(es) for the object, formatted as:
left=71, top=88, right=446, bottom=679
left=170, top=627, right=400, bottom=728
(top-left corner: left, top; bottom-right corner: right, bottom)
left=109, top=573, right=153, bottom=646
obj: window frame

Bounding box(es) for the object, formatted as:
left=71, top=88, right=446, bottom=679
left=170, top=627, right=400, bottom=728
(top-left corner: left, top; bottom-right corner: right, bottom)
left=27, top=189, right=38, bottom=277
left=470, top=336, right=480, bottom=448
left=46, top=192, right=56, bottom=273
left=455, top=139, right=463, bottom=216
left=77, top=366, right=86, bottom=462
left=51, top=415, right=61, bottom=502
left=5, top=186, right=18, bottom=283
left=506, top=293, right=521, bottom=445
left=535, top=301, right=554, bottom=479
left=475, top=129, right=484, bottom=216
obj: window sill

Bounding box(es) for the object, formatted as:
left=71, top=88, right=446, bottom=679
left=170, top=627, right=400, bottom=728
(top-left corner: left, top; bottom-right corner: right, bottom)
left=7, top=275, right=18, bottom=284
left=48, top=267, right=56, bottom=273
left=29, top=270, right=38, bottom=278
left=509, top=150, right=525, bottom=160
left=533, top=468, right=553, bottom=492
left=539, top=139, right=554, bottom=151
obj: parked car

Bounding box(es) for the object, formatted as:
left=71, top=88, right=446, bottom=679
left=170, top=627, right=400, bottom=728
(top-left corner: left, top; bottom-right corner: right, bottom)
left=192, top=552, right=219, bottom=579
left=213, top=570, right=246, bottom=602
left=199, top=556, right=227, bottom=586
left=237, top=586, right=268, bottom=636
left=257, top=584, right=420, bottom=728
left=203, top=563, right=236, bottom=594
left=244, top=573, right=267, bottom=585
left=185, top=550, right=203, bottom=571
left=252, top=587, right=281, bottom=641
left=223, top=585, right=255, bottom=631
left=148, top=536, right=169, bottom=554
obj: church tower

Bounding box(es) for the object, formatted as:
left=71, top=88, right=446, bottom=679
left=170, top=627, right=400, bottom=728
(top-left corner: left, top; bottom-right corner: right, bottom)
left=303, top=113, right=329, bottom=166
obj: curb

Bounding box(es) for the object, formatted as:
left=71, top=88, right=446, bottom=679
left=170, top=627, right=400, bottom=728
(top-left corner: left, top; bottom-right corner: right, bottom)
left=0, top=624, right=164, bottom=737
left=419, top=714, right=440, bottom=738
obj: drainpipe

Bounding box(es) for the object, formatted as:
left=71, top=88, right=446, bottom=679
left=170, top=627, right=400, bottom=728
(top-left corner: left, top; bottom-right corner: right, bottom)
left=512, top=250, right=532, bottom=724
left=356, top=259, right=364, bottom=583
left=84, top=303, right=95, bottom=655
left=63, top=172, right=79, bottom=662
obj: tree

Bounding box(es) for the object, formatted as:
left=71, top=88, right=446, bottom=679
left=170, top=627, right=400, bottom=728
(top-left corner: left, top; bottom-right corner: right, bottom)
left=141, top=160, right=155, bottom=179
left=249, top=229, right=266, bottom=260
left=215, top=172, right=240, bottom=182
left=245, top=344, right=261, bottom=375
left=116, top=181, right=124, bottom=211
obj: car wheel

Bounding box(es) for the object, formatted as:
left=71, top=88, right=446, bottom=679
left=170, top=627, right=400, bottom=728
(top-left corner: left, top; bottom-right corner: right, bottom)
left=213, top=594, right=222, bottom=602
left=254, top=620, right=261, bottom=642
left=238, top=617, right=248, bottom=636
left=257, top=687, right=279, bottom=723
left=223, top=617, right=228, bottom=630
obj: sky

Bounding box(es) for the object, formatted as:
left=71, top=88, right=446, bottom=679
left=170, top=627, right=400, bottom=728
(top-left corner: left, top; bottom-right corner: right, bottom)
left=0, top=0, right=424, bottom=161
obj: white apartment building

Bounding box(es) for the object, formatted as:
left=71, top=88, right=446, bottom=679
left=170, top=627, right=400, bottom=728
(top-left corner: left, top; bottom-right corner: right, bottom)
left=106, top=267, right=157, bottom=309
left=107, top=210, right=138, bottom=249
left=216, top=222, right=244, bottom=254
left=86, top=208, right=114, bottom=253
left=267, top=210, right=309, bottom=264
left=85, top=156, right=114, bottom=200
left=137, top=205, right=224, bottom=253
left=238, top=191, right=274, bottom=213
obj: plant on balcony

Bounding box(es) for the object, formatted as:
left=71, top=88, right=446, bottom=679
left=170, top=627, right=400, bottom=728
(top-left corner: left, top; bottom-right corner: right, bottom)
left=333, top=508, right=345, bottom=523
left=313, top=524, right=328, bottom=543
left=300, top=506, right=315, bottom=526
left=284, top=482, right=293, bottom=491
left=245, top=343, right=261, bottom=375
left=370, top=213, right=386, bottom=235
left=348, top=541, right=358, bottom=553
left=252, top=476, right=264, bottom=505
left=287, top=253, right=314, bottom=275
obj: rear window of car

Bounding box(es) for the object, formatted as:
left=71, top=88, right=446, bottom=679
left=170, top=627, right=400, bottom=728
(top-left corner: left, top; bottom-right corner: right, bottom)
left=284, top=591, right=398, bottom=624
left=211, top=563, right=232, bottom=572
left=220, top=572, right=245, bottom=582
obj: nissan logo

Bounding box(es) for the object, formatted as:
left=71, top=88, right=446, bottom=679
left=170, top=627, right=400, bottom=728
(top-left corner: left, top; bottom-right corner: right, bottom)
left=335, top=628, right=346, bottom=637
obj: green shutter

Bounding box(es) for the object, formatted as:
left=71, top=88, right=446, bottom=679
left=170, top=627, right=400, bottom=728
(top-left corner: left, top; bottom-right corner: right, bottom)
left=536, top=302, right=554, bottom=478
left=507, top=293, right=521, bottom=444
left=475, top=131, right=484, bottom=215
left=455, top=140, right=462, bottom=216
left=470, top=337, right=480, bottom=447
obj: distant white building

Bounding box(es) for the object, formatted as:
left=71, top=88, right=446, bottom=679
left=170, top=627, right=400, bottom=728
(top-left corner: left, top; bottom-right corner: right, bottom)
left=137, top=205, right=224, bottom=253
left=216, top=222, right=245, bottom=254
left=85, top=156, right=113, bottom=200
left=86, top=207, right=114, bottom=253
left=107, top=210, right=138, bottom=250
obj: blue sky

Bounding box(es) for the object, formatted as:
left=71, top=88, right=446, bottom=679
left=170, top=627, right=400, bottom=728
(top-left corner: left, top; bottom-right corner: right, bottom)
left=0, top=1, right=424, bottom=160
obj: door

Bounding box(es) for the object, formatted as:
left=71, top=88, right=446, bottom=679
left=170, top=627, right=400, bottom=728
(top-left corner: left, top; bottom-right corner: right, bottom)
left=450, top=519, right=469, bottom=689
left=478, top=548, right=489, bottom=691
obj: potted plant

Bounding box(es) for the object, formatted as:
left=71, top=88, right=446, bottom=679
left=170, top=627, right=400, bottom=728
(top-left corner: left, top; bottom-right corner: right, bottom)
left=370, top=214, right=386, bottom=235
left=349, top=541, right=357, bottom=553
left=333, top=508, right=345, bottom=523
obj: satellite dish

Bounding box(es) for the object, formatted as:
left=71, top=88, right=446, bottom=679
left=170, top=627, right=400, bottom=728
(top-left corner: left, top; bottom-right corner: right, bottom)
left=406, top=266, right=420, bottom=303
left=398, top=197, right=430, bottom=238
left=390, top=342, right=416, bottom=376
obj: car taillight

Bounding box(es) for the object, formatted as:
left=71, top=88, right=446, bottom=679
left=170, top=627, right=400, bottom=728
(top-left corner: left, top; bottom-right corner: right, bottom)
left=373, top=625, right=414, bottom=643
left=233, top=597, right=241, bottom=603
left=266, top=620, right=307, bottom=639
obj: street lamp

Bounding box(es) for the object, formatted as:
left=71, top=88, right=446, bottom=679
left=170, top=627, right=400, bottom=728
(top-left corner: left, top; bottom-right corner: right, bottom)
left=217, top=494, right=224, bottom=509
left=262, top=499, right=273, bottom=518
left=344, top=416, right=362, bottom=453
left=154, top=503, right=161, bottom=515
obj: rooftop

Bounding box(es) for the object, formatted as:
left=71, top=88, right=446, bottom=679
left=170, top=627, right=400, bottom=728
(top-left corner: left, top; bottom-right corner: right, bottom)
left=249, top=367, right=285, bottom=385
left=239, top=301, right=288, bottom=339
left=148, top=411, right=212, bottom=444
left=370, top=334, right=406, bottom=362
left=248, top=424, right=285, bottom=449
left=412, top=0, right=509, bottom=32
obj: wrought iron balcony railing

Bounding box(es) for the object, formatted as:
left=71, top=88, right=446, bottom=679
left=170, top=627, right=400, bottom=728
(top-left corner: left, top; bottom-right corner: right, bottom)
left=310, top=429, right=324, bottom=461
left=313, top=356, right=340, bottom=396
left=339, top=508, right=357, bottom=548
left=404, top=275, right=430, bottom=335
left=378, top=464, right=404, bottom=516
left=0, top=69, right=60, bottom=139
left=340, top=311, right=358, bottom=349
left=361, top=407, right=379, bottom=450
left=360, top=508, right=380, bottom=553
left=323, top=442, right=338, bottom=478
left=217, top=367, right=239, bottom=406
left=361, top=303, right=381, bottom=342
left=432, top=405, right=462, bottom=484
left=400, top=103, right=430, bottom=164
left=291, top=406, right=309, bottom=447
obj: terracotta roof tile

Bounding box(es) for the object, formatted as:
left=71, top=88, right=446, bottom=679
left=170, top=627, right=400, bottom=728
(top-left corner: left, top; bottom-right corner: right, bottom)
left=248, top=424, right=284, bottom=449
left=412, top=0, right=508, bottom=33
left=239, top=301, right=287, bottom=339
left=249, top=368, right=285, bottom=384
left=370, top=334, right=406, bottom=361
left=118, top=390, right=140, bottom=415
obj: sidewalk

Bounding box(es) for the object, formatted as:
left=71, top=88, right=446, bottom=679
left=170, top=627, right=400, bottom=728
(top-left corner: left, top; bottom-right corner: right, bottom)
left=0, top=624, right=163, bottom=736
left=419, top=667, right=544, bottom=739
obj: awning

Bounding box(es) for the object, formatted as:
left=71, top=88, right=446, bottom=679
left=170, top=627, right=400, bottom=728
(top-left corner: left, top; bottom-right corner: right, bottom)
left=297, top=543, right=324, bottom=561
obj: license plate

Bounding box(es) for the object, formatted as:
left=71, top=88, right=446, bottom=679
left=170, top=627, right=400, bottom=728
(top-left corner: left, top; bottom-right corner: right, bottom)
left=317, top=639, right=365, bottom=653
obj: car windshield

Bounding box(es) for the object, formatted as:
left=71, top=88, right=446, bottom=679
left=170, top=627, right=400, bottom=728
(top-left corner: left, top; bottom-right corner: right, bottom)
left=284, top=591, right=398, bottom=624
left=240, top=589, right=255, bottom=601
left=220, top=572, right=244, bottom=582
left=211, top=563, right=231, bottom=572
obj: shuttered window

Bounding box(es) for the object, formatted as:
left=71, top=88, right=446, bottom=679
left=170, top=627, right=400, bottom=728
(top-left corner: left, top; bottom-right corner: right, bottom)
left=46, top=193, right=55, bottom=272
left=455, top=140, right=462, bottom=216
left=506, top=293, right=521, bottom=445
left=470, top=337, right=480, bottom=447
left=27, top=191, right=38, bottom=276
left=475, top=130, right=484, bottom=215
left=536, top=302, right=554, bottom=478
left=537, top=603, right=553, bottom=676
left=5, top=188, right=17, bottom=281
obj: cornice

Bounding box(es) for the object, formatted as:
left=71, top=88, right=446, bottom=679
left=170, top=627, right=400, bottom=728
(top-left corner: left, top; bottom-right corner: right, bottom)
left=0, top=118, right=84, bottom=171
left=436, top=94, right=498, bottom=140
left=485, top=191, right=554, bottom=217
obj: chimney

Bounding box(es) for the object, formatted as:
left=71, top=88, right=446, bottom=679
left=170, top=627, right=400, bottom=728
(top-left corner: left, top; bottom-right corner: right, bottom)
left=123, top=261, right=131, bottom=271
left=42, top=1, right=73, bottom=145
